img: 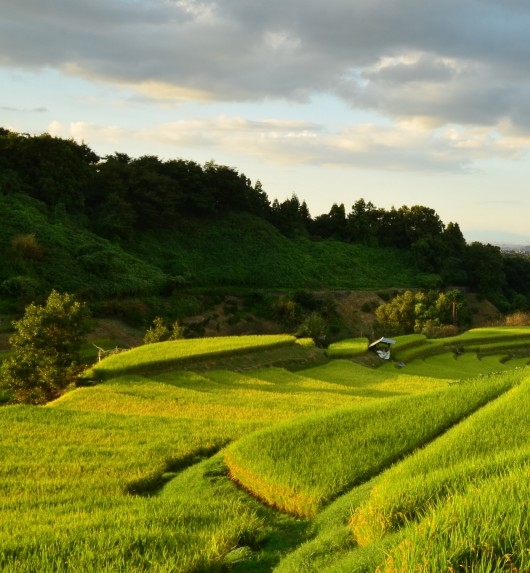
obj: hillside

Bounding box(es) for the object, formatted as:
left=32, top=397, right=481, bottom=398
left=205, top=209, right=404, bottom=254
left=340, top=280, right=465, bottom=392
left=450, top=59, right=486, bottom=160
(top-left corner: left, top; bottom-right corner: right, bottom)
left=3, top=127, right=530, bottom=322
left=1, top=330, right=530, bottom=572
left=0, top=193, right=419, bottom=302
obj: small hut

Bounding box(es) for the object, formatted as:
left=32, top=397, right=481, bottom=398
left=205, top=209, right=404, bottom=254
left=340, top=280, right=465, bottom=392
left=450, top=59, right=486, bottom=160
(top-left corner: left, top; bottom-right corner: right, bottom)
left=369, top=337, right=396, bottom=360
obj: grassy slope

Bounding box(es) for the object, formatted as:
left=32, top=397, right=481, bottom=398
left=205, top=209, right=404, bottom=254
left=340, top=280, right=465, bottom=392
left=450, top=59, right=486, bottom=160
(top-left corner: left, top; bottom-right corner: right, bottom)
left=0, top=193, right=166, bottom=298
left=85, top=334, right=297, bottom=379
left=136, top=213, right=419, bottom=289
left=0, top=196, right=419, bottom=299
left=1, top=330, right=530, bottom=572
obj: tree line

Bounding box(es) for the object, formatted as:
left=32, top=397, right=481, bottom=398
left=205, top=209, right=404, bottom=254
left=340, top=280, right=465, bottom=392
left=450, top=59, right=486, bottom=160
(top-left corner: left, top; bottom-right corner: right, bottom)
left=1, top=128, right=530, bottom=311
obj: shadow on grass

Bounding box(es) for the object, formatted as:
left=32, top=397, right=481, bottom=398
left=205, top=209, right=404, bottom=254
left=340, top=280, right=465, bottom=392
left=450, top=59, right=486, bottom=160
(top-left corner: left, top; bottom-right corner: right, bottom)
left=125, top=443, right=229, bottom=496
left=225, top=509, right=312, bottom=573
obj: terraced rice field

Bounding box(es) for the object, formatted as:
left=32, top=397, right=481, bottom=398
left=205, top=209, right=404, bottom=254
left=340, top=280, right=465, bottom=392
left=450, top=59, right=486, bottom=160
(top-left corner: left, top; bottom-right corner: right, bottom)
left=1, top=327, right=530, bottom=572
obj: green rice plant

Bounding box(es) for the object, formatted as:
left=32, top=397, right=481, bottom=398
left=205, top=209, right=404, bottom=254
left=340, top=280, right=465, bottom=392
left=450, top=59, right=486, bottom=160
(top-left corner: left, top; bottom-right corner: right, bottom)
left=0, top=404, right=268, bottom=573
left=381, top=351, right=521, bottom=380
left=3, top=334, right=528, bottom=572
left=224, top=375, right=513, bottom=518
left=465, top=337, right=530, bottom=354
left=1, top=453, right=267, bottom=573
left=503, top=355, right=530, bottom=368
left=52, top=373, right=277, bottom=424
left=350, top=370, right=529, bottom=545
left=391, top=333, right=427, bottom=354
left=4, top=349, right=452, bottom=572
left=392, top=339, right=445, bottom=362
left=55, top=368, right=381, bottom=423
left=300, top=359, right=449, bottom=396
left=450, top=325, right=530, bottom=343
left=325, top=338, right=368, bottom=359
left=391, top=327, right=530, bottom=363
left=377, top=466, right=530, bottom=573
left=272, top=480, right=387, bottom=573
left=85, top=334, right=296, bottom=379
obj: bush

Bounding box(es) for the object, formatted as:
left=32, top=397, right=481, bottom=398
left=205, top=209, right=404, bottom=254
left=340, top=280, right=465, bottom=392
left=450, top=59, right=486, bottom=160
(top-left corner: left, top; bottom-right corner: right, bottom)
left=296, top=312, right=327, bottom=346
left=505, top=311, right=530, bottom=326
left=0, top=275, right=41, bottom=299
left=143, top=316, right=186, bottom=344
left=10, top=233, right=45, bottom=261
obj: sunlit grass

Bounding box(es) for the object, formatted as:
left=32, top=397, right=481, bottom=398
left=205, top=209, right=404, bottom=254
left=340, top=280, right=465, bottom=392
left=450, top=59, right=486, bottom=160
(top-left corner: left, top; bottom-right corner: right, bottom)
left=378, top=465, right=530, bottom=573
left=381, top=348, right=530, bottom=380
left=85, top=334, right=296, bottom=379
left=300, top=359, right=450, bottom=394
left=392, top=326, right=530, bottom=363
left=3, top=353, right=454, bottom=572
left=350, top=370, right=529, bottom=546
left=3, top=329, right=530, bottom=572
left=225, top=375, right=514, bottom=517
left=0, top=399, right=290, bottom=573
left=325, top=337, right=368, bottom=358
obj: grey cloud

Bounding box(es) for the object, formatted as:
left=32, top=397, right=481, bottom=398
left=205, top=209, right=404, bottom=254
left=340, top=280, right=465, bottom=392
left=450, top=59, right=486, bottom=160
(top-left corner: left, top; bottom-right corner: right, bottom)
left=2, top=0, right=530, bottom=129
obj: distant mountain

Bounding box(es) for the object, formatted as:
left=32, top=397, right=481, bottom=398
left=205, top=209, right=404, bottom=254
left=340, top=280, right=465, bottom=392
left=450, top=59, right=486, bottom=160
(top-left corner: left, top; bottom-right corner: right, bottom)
left=464, top=230, right=530, bottom=247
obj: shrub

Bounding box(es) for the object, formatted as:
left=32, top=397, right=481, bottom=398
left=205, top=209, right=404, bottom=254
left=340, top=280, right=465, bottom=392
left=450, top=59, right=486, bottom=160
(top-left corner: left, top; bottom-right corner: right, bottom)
left=10, top=233, right=44, bottom=261
left=0, top=275, right=40, bottom=299
left=144, top=316, right=171, bottom=344
left=274, top=295, right=300, bottom=327
left=296, top=312, right=327, bottom=346
left=505, top=311, right=530, bottom=326
left=143, top=316, right=186, bottom=344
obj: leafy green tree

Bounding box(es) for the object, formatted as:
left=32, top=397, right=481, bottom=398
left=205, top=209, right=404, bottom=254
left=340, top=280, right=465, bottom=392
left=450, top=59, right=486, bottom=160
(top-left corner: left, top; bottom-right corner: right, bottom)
left=440, top=221, right=468, bottom=284
left=269, top=194, right=311, bottom=237
left=311, top=203, right=347, bottom=240
left=376, top=290, right=417, bottom=334
left=346, top=198, right=382, bottom=245
left=375, top=289, right=468, bottom=335
left=466, top=242, right=506, bottom=297
left=435, top=289, right=468, bottom=326
left=0, top=129, right=98, bottom=211
left=0, top=290, right=91, bottom=404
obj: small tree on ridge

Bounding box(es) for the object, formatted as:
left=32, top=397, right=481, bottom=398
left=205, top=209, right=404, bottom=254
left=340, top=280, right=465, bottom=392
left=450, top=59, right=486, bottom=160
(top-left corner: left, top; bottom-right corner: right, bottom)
left=0, top=290, right=91, bottom=404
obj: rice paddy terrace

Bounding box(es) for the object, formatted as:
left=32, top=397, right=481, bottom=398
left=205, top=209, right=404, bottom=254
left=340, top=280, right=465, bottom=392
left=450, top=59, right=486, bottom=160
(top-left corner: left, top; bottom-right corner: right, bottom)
left=2, top=329, right=530, bottom=572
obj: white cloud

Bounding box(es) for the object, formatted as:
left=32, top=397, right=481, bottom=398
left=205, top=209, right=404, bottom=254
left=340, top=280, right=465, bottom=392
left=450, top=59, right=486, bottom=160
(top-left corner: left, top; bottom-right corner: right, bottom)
left=53, top=115, right=530, bottom=172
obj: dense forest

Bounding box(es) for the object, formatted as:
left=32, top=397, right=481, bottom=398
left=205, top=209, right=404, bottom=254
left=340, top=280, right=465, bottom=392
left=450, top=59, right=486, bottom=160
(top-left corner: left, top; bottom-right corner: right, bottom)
left=1, top=127, right=530, bottom=316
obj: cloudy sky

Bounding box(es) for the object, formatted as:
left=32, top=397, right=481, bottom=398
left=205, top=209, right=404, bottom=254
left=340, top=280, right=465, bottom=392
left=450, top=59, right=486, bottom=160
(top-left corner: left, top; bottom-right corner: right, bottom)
left=2, top=0, right=530, bottom=242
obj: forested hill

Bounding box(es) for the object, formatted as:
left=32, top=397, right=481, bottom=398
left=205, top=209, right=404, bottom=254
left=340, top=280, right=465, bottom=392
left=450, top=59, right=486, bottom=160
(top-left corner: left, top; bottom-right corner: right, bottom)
left=1, top=128, right=530, bottom=313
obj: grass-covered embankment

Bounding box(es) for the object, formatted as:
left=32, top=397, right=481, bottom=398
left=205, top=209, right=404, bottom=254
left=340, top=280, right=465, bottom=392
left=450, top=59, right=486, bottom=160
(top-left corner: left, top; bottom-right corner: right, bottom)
left=0, top=404, right=265, bottom=573
left=350, top=370, right=530, bottom=572
left=392, top=326, right=530, bottom=363
left=325, top=337, right=369, bottom=358
left=85, top=334, right=297, bottom=379
left=224, top=375, right=515, bottom=518
left=272, top=368, right=529, bottom=573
